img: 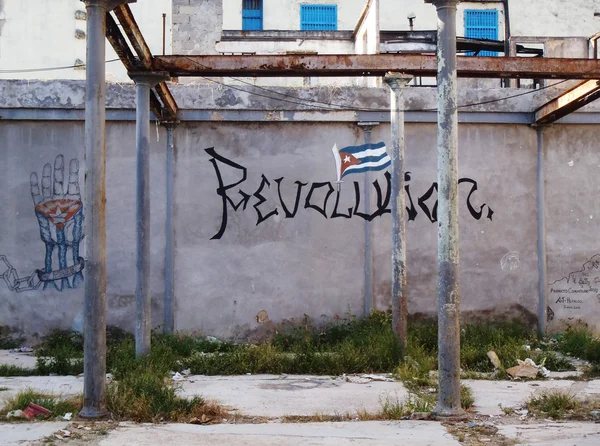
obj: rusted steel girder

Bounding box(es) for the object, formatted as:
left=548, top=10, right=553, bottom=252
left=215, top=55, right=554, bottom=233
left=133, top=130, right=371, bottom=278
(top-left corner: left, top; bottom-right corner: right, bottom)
left=535, top=80, right=600, bottom=124
left=153, top=54, right=600, bottom=79
left=108, top=5, right=178, bottom=121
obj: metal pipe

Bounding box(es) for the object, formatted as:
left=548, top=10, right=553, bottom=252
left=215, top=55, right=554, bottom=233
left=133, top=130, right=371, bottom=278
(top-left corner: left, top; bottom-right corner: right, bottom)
left=384, top=73, right=413, bottom=354
left=134, top=79, right=152, bottom=357
left=131, top=73, right=169, bottom=357
left=537, top=126, right=547, bottom=336
left=358, top=122, right=378, bottom=317
left=164, top=125, right=175, bottom=333
left=80, top=0, right=110, bottom=419
left=430, top=0, right=465, bottom=419
left=162, top=13, right=166, bottom=56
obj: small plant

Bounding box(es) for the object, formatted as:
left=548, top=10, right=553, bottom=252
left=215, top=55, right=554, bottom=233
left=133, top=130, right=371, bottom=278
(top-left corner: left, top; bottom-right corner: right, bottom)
left=0, top=388, right=82, bottom=419
left=460, top=385, right=475, bottom=410
left=526, top=390, right=580, bottom=419
left=556, top=327, right=595, bottom=358
left=379, top=393, right=407, bottom=420
left=0, top=364, right=37, bottom=377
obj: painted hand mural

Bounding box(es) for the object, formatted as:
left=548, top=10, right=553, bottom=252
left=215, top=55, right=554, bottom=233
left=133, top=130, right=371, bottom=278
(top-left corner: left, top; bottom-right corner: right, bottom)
left=31, top=155, right=85, bottom=290
left=1, top=155, right=84, bottom=292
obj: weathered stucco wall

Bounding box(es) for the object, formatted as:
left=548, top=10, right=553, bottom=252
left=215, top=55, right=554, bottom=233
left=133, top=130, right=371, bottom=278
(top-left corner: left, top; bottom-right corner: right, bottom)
left=0, top=122, right=167, bottom=339
left=544, top=125, right=600, bottom=333
left=2, top=81, right=600, bottom=339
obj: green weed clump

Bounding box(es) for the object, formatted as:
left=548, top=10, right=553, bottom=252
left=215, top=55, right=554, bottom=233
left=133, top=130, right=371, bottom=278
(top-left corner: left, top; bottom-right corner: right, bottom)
left=185, top=312, right=401, bottom=375
left=526, top=390, right=580, bottom=419
left=0, top=388, right=82, bottom=419
left=106, top=337, right=224, bottom=422
left=0, top=364, right=36, bottom=377
left=556, top=327, right=596, bottom=358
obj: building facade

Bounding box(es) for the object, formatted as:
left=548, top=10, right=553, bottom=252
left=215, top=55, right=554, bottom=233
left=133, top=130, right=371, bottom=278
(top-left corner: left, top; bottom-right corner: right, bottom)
left=1, top=1, right=599, bottom=82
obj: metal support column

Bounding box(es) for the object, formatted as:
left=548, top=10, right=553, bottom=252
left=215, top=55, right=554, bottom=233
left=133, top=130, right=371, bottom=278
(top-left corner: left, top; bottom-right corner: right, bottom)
left=131, top=72, right=169, bottom=357
left=384, top=73, right=413, bottom=354
left=537, top=126, right=548, bottom=336
left=79, top=0, right=128, bottom=419
left=358, top=122, right=379, bottom=317
left=164, top=124, right=176, bottom=333
left=428, top=0, right=465, bottom=419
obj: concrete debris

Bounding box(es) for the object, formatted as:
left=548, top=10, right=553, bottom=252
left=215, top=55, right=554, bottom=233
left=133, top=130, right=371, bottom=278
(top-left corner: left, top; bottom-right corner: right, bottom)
left=487, top=351, right=502, bottom=369
left=6, top=409, right=28, bottom=420
left=23, top=403, right=51, bottom=419
left=205, top=336, right=221, bottom=343
left=172, top=372, right=185, bottom=382
left=9, top=347, right=33, bottom=353
left=60, top=429, right=71, bottom=437
left=343, top=374, right=395, bottom=384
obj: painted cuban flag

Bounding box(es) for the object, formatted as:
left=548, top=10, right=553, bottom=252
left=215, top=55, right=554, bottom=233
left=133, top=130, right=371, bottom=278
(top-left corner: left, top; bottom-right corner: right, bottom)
left=332, top=142, right=391, bottom=183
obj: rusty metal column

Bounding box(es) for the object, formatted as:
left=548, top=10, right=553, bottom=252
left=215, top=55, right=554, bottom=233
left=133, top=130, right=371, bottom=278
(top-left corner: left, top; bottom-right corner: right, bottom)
left=384, top=73, right=413, bottom=354
left=131, top=73, right=169, bottom=357
left=429, top=0, right=465, bottom=419
left=358, top=122, right=379, bottom=317
left=80, top=0, right=111, bottom=419
left=164, top=124, right=176, bottom=333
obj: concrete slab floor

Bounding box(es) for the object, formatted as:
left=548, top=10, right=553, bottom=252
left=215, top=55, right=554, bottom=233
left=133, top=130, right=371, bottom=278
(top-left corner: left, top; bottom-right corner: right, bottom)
left=93, top=421, right=462, bottom=446
left=0, top=350, right=37, bottom=369
left=178, top=374, right=408, bottom=417
left=0, top=421, right=69, bottom=445
left=498, top=422, right=600, bottom=446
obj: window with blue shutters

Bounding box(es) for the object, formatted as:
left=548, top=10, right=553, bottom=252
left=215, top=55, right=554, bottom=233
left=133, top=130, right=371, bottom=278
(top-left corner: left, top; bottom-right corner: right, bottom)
left=242, top=0, right=263, bottom=31
left=464, top=10, right=499, bottom=56
left=300, top=4, right=338, bottom=31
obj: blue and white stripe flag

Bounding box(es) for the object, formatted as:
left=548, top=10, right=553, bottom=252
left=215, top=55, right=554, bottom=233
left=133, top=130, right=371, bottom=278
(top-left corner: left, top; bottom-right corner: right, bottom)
left=332, top=142, right=391, bottom=183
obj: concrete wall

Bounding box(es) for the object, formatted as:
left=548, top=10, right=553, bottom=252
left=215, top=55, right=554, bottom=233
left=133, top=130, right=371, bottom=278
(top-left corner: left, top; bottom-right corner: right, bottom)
left=0, top=121, right=167, bottom=339
left=3, top=80, right=600, bottom=339
left=0, top=0, right=171, bottom=82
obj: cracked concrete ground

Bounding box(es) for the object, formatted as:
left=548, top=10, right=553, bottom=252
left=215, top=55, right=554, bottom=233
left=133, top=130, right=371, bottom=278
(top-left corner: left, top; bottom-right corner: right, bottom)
left=1, top=372, right=600, bottom=445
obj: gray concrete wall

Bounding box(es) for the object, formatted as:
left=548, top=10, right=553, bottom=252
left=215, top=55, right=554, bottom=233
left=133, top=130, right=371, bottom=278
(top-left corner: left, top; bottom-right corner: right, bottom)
left=0, top=122, right=167, bottom=340
left=2, top=80, right=600, bottom=339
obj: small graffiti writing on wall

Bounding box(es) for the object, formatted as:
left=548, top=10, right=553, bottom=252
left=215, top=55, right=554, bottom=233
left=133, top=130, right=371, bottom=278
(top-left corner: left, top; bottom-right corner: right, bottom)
left=549, top=254, right=600, bottom=312
left=1, top=155, right=85, bottom=292
left=206, top=147, right=494, bottom=240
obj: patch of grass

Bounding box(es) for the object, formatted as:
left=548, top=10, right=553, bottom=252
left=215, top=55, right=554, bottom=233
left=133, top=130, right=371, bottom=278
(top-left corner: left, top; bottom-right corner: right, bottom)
left=380, top=393, right=409, bottom=419
left=106, top=338, right=228, bottom=423
left=0, top=364, right=36, bottom=377
left=526, top=390, right=580, bottom=419
left=556, top=327, right=595, bottom=358
left=0, top=388, right=82, bottom=419
left=0, top=387, right=9, bottom=391
left=36, top=347, right=84, bottom=376
left=461, top=385, right=475, bottom=410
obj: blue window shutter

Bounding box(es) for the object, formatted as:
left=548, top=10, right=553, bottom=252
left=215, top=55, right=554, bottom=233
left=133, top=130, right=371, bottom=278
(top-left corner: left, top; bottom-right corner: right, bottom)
left=242, top=0, right=263, bottom=31
left=464, top=10, right=499, bottom=57
left=300, top=5, right=337, bottom=31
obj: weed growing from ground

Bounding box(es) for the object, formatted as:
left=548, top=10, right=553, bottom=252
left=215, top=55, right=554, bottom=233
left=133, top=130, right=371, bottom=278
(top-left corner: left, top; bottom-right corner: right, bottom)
left=526, top=390, right=580, bottom=419
left=0, top=388, right=82, bottom=419
left=0, top=364, right=36, bottom=377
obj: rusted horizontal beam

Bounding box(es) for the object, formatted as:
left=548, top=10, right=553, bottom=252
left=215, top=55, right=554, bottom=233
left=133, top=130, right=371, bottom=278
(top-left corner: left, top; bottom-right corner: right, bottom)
left=535, top=80, right=600, bottom=124
left=152, top=54, right=600, bottom=79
